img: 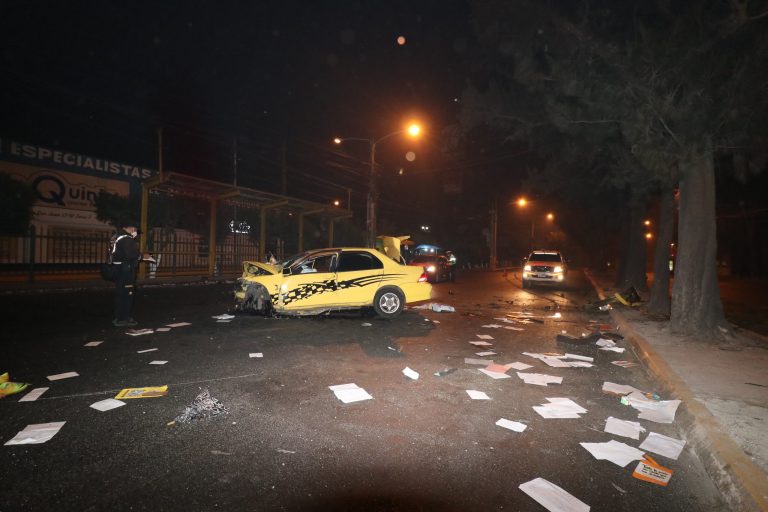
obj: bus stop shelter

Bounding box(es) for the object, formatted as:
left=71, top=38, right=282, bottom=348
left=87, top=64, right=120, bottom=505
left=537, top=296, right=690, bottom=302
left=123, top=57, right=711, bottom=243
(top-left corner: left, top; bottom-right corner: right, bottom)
left=138, top=172, right=352, bottom=278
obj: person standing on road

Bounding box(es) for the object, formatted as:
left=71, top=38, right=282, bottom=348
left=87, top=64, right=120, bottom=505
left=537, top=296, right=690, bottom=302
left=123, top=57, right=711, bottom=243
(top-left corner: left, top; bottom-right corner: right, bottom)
left=111, top=220, right=151, bottom=327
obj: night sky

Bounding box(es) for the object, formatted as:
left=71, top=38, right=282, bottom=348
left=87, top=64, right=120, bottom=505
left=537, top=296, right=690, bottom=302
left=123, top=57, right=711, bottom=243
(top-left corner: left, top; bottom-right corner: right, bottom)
left=1, top=2, right=482, bottom=220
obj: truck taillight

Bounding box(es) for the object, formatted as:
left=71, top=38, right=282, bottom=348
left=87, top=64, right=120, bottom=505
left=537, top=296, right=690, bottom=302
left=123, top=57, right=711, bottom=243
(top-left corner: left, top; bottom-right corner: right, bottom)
left=418, top=272, right=428, bottom=283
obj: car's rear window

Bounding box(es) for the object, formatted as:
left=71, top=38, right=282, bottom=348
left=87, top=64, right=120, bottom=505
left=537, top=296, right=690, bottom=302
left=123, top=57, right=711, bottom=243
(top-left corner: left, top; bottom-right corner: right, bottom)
left=529, top=253, right=562, bottom=263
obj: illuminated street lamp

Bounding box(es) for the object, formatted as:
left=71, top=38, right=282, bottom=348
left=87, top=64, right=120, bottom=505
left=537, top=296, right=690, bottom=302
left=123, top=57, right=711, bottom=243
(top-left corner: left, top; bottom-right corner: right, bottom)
left=332, top=199, right=340, bottom=207
left=334, top=122, right=422, bottom=247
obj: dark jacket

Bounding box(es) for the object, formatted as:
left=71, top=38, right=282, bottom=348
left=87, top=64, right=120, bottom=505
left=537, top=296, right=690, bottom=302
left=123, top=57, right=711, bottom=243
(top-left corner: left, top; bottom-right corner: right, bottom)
left=112, top=233, right=140, bottom=266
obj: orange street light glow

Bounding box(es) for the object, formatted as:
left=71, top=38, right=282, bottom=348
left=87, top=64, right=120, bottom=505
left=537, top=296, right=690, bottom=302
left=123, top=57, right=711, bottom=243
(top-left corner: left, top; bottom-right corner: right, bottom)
left=333, top=137, right=342, bottom=144
left=407, top=123, right=421, bottom=137
left=546, top=212, right=554, bottom=220
left=645, top=232, right=653, bottom=239
left=644, top=219, right=651, bottom=226
left=333, top=199, right=340, bottom=207
left=517, top=197, right=527, bottom=207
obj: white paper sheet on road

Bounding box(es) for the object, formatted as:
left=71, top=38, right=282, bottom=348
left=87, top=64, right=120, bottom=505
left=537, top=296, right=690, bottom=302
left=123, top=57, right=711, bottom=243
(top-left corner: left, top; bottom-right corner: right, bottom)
left=249, top=352, right=263, bottom=358
left=137, top=348, right=158, bottom=353
left=508, top=361, right=533, bottom=370
left=166, top=322, right=191, bottom=328
left=465, top=358, right=494, bottom=365
left=541, top=357, right=572, bottom=368
left=565, top=361, right=594, bottom=368
left=329, top=383, right=373, bottom=404
left=519, top=477, right=590, bottom=512
left=476, top=334, right=494, bottom=340
left=602, top=382, right=641, bottom=396
left=604, top=416, right=645, bottom=440
left=475, top=351, right=496, bottom=357
left=126, top=329, right=154, bottom=336
left=470, top=341, right=493, bottom=347
left=466, top=389, right=490, bottom=400
left=216, top=319, right=232, bottom=323
left=533, top=398, right=586, bottom=418
left=580, top=440, right=646, bottom=467
left=18, top=387, right=49, bottom=402
left=564, top=353, right=594, bottom=362
left=639, top=432, right=686, bottom=460
left=626, top=394, right=682, bottom=423
left=155, top=327, right=171, bottom=332
left=402, top=367, right=420, bottom=380
left=479, top=369, right=512, bottom=380
left=4, top=422, right=66, bottom=445
left=212, top=314, right=235, bottom=320
left=149, top=360, right=168, bottom=365
left=47, top=371, right=79, bottom=381
left=496, top=418, right=527, bottom=432
left=504, top=326, right=525, bottom=331
left=90, top=398, right=126, bottom=412
left=595, top=338, right=616, bottom=348
left=481, top=324, right=502, bottom=328
left=84, top=341, right=103, bottom=347
left=517, top=372, right=563, bottom=387
left=599, top=346, right=625, bottom=353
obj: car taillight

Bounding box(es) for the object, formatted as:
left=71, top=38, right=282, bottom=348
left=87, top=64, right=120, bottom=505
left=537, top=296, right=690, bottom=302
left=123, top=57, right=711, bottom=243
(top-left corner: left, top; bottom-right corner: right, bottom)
left=418, top=272, right=428, bottom=282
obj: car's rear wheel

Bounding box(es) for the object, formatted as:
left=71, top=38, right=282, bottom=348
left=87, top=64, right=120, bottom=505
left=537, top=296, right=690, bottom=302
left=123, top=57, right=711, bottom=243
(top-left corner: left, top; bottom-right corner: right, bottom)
left=373, top=287, right=405, bottom=318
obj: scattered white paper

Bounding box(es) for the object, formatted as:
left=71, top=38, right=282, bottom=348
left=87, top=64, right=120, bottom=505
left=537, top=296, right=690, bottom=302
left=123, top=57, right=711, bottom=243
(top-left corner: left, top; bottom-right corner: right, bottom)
left=216, top=319, right=231, bottom=323
left=508, top=361, right=533, bottom=371
left=4, top=422, right=66, bottom=446
left=137, top=348, right=158, bottom=353
left=155, top=327, right=171, bottom=332
left=533, top=398, right=586, bottom=418
left=90, top=398, right=126, bottom=412
left=604, top=416, right=645, bottom=440
left=517, top=372, right=563, bottom=387
left=479, top=369, right=512, bottom=380
left=47, top=371, right=79, bottom=381
left=580, top=440, right=646, bottom=467
left=432, top=320, right=440, bottom=324
left=361, top=322, right=372, bottom=327
left=600, top=346, right=625, bottom=353
left=149, top=360, right=168, bottom=365
left=519, top=477, right=590, bottom=512
left=329, top=383, right=373, bottom=403
left=504, top=326, right=525, bottom=331
left=564, top=353, right=594, bottom=362
left=249, top=352, right=263, bottom=358
left=596, top=338, right=616, bottom=348
left=639, top=432, right=686, bottom=460
left=212, top=314, right=235, bottom=320
left=496, top=418, right=527, bottom=432
left=430, top=303, right=455, bottom=312
left=541, top=357, right=572, bottom=368
left=627, top=395, right=682, bottom=424
left=475, top=351, right=496, bottom=357
left=402, top=367, right=419, bottom=380
left=602, top=382, right=641, bottom=396
left=166, top=322, right=191, bottom=328
left=466, top=389, right=490, bottom=400
left=565, top=361, right=594, bottom=368
left=469, top=341, right=493, bottom=347
left=18, top=387, right=49, bottom=402
left=482, top=324, right=502, bottom=328
left=476, top=334, right=494, bottom=340
left=465, top=358, right=494, bottom=365
left=84, top=341, right=103, bottom=347
left=126, top=329, right=154, bottom=336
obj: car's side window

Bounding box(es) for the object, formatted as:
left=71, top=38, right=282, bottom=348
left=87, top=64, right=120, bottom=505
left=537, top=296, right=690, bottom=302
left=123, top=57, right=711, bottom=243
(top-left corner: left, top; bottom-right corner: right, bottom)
left=337, top=252, right=383, bottom=272
left=300, top=254, right=336, bottom=273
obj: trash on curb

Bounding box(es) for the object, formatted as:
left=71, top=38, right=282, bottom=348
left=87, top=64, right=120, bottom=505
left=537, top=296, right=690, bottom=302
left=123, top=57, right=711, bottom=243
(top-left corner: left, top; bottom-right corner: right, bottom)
left=4, top=421, right=66, bottom=446
left=18, top=387, right=49, bottom=402
left=466, top=389, right=490, bottom=400
left=433, top=367, right=457, bottom=377
left=173, top=389, right=229, bottom=423
left=90, top=398, right=126, bottom=412
left=329, top=383, right=373, bottom=403
left=496, top=418, right=527, bottom=432
left=402, top=367, right=419, bottom=380
left=115, top=385, right=168, bottom=399
left=633, top=456, right=674, bottom=486
left=47, top=371, right=79, bottom=381
left=639, top=432, right=686, bottom=460
left=84, top=341, right=103, bottom=347
left=519, top=477, right=590, bottom=512
left=126, top=329, right=154, bottom=336
left=580, top=440, right=646, bottom=467
left=532, top=397, right=585, bottom=418
left=624, top=393, right=680, bottom=423
left=604, top=416, right=645, bottom=440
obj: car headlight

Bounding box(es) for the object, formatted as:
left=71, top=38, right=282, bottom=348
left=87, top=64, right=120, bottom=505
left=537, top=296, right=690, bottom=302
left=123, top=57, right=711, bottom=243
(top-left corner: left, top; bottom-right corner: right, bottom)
left=524, top=265, right=532, bottom=271
left=426, top=265, right=436, bottom=273
left=554, top=266, right=563, bottom=273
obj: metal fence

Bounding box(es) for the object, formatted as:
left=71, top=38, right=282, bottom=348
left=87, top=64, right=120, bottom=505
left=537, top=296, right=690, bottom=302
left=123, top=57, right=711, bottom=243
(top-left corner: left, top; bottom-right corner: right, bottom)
left=0, top=227, right=260, bottom=283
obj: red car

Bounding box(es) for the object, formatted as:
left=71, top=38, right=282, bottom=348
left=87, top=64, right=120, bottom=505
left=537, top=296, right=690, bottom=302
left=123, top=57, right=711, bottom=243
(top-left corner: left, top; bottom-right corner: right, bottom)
left=408, top=255, right=455, bottom=283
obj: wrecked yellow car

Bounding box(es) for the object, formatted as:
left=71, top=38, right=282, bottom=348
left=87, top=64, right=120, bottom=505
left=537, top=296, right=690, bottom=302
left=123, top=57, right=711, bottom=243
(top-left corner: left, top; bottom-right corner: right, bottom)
left=234, top=237, right=432, bottom=317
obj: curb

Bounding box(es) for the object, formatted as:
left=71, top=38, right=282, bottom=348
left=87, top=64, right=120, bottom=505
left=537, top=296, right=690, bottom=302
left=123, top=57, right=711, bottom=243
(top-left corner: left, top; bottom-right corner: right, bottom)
left=585, top=271, right=768, bottom=512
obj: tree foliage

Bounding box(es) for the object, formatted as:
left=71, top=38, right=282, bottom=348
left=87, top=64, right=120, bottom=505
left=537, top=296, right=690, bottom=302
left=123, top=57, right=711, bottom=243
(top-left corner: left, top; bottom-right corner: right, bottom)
left=0, top=172, right=35, bottom=236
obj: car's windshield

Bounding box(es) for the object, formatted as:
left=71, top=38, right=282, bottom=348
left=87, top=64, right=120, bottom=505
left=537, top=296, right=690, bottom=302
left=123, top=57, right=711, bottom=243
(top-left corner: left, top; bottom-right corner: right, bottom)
left=279, top=252, right=309, bottom=269
left=529, top=253, right=562, bottom=263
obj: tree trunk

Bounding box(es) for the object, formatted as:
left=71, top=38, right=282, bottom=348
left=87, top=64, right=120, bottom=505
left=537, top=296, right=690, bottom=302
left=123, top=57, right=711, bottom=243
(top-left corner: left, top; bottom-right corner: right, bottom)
left=647, top=187, right=675, bottom=317
left=670, top=148, right=726, bottom=337
left=614, top=201, right=648, bottom=291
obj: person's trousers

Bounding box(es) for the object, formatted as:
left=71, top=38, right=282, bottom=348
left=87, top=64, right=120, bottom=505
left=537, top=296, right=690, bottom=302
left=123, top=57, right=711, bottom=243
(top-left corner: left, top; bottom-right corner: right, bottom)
left=114, top=264, right=136, bottom=322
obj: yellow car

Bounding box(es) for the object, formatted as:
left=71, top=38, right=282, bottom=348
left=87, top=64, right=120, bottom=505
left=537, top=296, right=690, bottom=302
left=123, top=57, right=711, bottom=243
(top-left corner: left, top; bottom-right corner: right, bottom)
left=234, top=237, right=432, bottom=317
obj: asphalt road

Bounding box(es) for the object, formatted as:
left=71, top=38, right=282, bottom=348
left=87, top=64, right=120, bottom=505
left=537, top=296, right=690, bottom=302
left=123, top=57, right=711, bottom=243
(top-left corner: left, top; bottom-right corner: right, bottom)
left=1, top=270, right=726, bottom=511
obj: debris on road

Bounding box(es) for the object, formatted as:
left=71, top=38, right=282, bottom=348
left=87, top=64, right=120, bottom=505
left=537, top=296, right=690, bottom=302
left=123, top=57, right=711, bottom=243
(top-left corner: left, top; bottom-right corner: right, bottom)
left=600, top=346, right=626, bottom=353
left=18, top=387, right=48, bottom=402
left=496, top=418, right=527, bottom=432
left=564, top=354, right=593, bottom=362
left=433, top=367, right=457, bottom=377
left=137, top=348, right=158, bottom=353
left=4, top=421, right=66, bottom=446
left=475, top=351, right=496, bottom=357
left=604, top=416, right=645, bottom=440
left=481, top=324, right=502, bottom=328
left=166, top=322, right=191, bottom=328
left=479, top=368, right=512, bottom=380
left=115, top=385, right=168, bottom=399
left=639, top=432, right=686, bottom=460
left=519, top=373, right=563, bottom=387
left=602, top=382, right=641, bottom=396
left=329, top=383, right=373, bottom=403
left=402, top=367, right=419, bottom=380
left=465, top=358, right=494, bottom=365
left=519, top=477, right=590, bottom=512
left=431, top=304, right=455, bottom=312
left=212, top=314, right=235, bottom=320
left=249, top=352, right=263, bottom=358
left=532, top=398, right=585, bottom=418
left=466, top=389, right=490, bottom=400
left=173, top=389, right=229, bottom=423
left=633, top=456, right=674, bottom=486
left=47, top=371, right=79, bottom=381
left=83, top=341, right=103, bottom=347
left=580, top=439, right=646, bottom=467
left=470, top=341, right=493, bottom=347
left=476, top=334, right=494, bottom=340
left=361, top=322, right=372, bottom=327
left=90, top=398, right=126, bottom=412
left=624, top=392, right=681, bottom=423
left=507, top=361, right=533, bottom=371
left=155, top=327, right=171, bottom=332
left=611, top=360, right=638, bottom=368
left=0, top=373, right=29, bottom=398
left=126, top=329, right=154, bottom=336
left=149, top=360, right=168, bottom=365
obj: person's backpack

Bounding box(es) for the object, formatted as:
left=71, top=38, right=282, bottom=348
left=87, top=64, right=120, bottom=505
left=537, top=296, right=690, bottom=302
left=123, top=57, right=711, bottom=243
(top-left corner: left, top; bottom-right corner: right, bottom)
left=100, top=234, right=128, bottom=281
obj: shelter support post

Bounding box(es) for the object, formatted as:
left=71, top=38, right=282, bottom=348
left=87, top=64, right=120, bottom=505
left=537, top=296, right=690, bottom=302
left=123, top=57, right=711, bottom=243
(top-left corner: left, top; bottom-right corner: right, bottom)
left=138, top=182, right=150, bottom=280
left=259, top=201, right=289, bottom=262
left=208, top=200, right=217, bottom=276
left=298, top=208, right=325, bottom=253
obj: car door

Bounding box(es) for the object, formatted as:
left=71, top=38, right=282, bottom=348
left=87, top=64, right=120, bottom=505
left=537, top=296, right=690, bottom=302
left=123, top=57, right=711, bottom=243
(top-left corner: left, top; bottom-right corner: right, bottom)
left=277, top=251, right=340, bottom=312
left=332, top=251, right=385, bottom=305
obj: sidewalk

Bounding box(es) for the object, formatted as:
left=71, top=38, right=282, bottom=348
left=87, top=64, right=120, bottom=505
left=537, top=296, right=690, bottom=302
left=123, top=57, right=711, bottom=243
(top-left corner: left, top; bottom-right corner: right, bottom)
left=586, top=271, right=768, bottom=512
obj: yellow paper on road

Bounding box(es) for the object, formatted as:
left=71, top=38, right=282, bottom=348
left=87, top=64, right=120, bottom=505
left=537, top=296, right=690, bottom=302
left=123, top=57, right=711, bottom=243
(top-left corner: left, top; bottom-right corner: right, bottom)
left=115, top=385, right=168, bottom=399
